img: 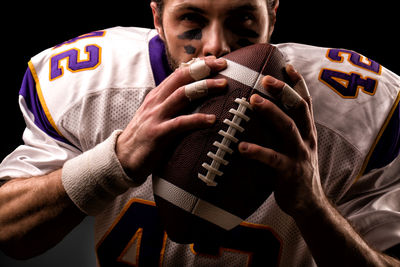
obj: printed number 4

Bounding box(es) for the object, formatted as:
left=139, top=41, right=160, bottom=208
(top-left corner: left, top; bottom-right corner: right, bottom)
left=319, top=49, right=382, bottom=98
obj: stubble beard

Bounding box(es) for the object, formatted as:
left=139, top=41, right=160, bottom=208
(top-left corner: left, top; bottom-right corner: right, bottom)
left=160, top=26, right=181, bottom=71
left=164, top=41, right=180, bottom=71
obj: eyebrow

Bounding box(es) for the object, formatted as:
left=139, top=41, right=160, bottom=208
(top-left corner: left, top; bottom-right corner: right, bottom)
left=172, top=3, right=206, bottom=14
left=227, top=3, right=258, bottom=13
left=172, top=3, right=259, bottom=15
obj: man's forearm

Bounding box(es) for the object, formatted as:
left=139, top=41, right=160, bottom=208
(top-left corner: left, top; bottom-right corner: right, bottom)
left=294, top=195, right=399, bottom=266
left=0, top=169, right=85, bottom=259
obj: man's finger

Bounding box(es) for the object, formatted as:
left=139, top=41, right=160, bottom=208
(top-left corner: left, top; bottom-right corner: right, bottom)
left=184, top=80, right=209, bottom=101
left=286, top=64, right=311, bottom=100
left=281, top=84, right=303, bottom=110
left=249, top=94, right=304, bottom=154
left=156, top=57, right=227, bottom=101
left=160, top=113, right=217, bottom=137
left=262, top=76, right=303, bottom=110
left=238, top=142, right=290, bottom=172
left=161, top=78, right=227, bottom=118
left=180, top=58, right=211, bottom=81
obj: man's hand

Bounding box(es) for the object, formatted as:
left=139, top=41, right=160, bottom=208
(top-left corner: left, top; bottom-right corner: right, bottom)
left=238, top=64, right=322, bottom=218
left=238, top=65, right=400, bottom=266
left=116, top=56, right=228, bottom=183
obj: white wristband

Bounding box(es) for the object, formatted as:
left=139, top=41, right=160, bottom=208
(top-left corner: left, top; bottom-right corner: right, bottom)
left=62, top=130, right=137, bottom=215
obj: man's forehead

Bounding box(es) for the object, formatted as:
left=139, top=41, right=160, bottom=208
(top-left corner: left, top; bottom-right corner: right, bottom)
left=166, top=0, right=267, bottom=13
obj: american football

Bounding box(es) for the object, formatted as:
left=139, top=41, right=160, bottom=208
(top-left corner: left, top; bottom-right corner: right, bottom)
left=153, top=43, right=292, bottom=244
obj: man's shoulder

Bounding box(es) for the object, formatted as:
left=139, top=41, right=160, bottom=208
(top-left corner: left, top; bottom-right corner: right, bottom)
left=36, top=26, right=157, bottom=54
left=28, top=26, right=158, bottom=104
left=276, top=42, right=400, bottom=117
left=28, top=26, right=155, bottom=74
left=276, top=42, right=400, bottom=186
left=276, top=42, right=400, bottom=81
left=23, top=27, right=158, bottom=147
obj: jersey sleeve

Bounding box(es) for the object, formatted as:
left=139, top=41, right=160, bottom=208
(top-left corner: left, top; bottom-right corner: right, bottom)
left=337, top=71, right=400, bottom=253
left=366, top=100, right=400, bottom=172
left=0, top=67, right=80, bottom=180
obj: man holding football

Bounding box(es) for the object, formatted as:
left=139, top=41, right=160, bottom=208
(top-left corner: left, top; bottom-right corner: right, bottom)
left=0, top=0, right=399, bottom=266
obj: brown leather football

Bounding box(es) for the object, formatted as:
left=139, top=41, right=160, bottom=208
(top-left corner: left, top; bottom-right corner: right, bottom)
left=153, top=43, right=291, bottom=244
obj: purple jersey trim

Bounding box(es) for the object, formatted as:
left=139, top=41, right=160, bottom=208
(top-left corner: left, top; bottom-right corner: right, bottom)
left=149, top=35, right=172, bottom=86
left=366, top=102, right=400, bottom=172
left=19, top=68, right=73, bottom=146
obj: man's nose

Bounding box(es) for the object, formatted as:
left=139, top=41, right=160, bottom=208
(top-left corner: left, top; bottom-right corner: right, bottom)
left=201, top=22, right=231, bottom=58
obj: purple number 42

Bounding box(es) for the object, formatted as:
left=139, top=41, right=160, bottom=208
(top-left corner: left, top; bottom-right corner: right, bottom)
left=319, top=49, right=382, bottom=98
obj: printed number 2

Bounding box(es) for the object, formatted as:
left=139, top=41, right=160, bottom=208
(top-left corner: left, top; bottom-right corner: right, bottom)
left=319, top=49, right=382, bottom=98
left=49, top=31, right=105, bottom=81
left=50, top=45, right=101, bottom=80
left=96, top=199, right=281, bottom=267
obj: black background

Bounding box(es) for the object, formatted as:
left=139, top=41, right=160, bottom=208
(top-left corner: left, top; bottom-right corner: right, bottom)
left=0, top=1, right=398, bottom=266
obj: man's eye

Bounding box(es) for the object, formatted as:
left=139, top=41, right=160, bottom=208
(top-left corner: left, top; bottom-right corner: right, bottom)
left=227, top=14, right=259, bottom=38
left=237, top=14, right=255, bottom=27
left=179, top=13, right=207, bottom=26
left=227, top=13, right=256, bottom=29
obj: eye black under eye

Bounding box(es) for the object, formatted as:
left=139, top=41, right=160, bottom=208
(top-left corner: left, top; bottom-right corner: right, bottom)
left=234, top=28, right=260, bottom=38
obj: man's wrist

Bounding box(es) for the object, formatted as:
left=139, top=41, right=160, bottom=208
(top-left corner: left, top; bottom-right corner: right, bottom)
left=61, top=130, right=138, bottom=216
left=286, top=179, right=331, bottom=224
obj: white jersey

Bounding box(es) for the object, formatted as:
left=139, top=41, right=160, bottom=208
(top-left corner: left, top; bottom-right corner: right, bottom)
left=0, top=27, right=399, bottom=266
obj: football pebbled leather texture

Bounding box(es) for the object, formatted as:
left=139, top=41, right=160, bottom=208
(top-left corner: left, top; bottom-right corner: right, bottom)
left=153, top=43, right=291, bottom=244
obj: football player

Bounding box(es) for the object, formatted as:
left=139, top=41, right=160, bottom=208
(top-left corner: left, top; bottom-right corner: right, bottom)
left=0, top=0, right=399, bottom=266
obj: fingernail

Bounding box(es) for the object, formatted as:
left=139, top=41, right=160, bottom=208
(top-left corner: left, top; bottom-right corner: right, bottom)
left=216, top=58, right=226, bottom=65
left=264, top=75, right=277, bottom=86
left=252, top=94, right=264, bottom=104
left=287, top=64, right=298, bottom=74
left=239, top=142, right=249, bottom=152
left=206, top=114, right=216, bottom=123
left=216, top=78, right=227, bottom=86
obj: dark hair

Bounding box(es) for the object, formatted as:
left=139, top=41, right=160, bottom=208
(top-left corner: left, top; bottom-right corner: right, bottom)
left=152, top=0, right=164, bottom=17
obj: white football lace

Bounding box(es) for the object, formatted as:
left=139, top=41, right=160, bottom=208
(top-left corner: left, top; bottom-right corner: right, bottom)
left=198, top=97, right=252, bottom=186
